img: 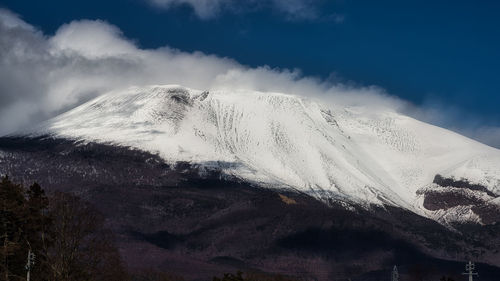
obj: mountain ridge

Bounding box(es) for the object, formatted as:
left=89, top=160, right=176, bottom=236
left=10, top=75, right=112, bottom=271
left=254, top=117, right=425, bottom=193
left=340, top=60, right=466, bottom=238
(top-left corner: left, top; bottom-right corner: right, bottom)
left=14, top=84, right=500, bottom=225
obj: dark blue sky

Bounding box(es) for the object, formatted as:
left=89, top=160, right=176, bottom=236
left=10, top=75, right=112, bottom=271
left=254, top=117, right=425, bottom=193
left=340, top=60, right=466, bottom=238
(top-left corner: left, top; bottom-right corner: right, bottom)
left=2, top=0, right=500, bottom=128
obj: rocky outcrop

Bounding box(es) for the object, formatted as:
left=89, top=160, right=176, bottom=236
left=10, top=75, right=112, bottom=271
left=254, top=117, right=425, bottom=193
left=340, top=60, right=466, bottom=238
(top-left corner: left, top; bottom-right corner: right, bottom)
left=418, top=174, right=500, bottom=225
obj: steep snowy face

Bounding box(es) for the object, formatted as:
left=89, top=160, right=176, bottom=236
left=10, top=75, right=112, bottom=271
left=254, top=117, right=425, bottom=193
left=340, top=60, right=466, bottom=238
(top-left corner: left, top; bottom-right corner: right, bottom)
left=27, top=85, right=500, bottom=217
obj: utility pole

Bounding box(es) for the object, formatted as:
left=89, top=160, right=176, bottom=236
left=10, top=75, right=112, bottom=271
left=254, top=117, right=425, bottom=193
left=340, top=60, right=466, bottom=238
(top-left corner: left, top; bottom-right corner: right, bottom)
left=391, top=265, right=399, bottom=281
left=462, top=261, right=478, bottom=281
left=25, top=250, right=35, bottom=281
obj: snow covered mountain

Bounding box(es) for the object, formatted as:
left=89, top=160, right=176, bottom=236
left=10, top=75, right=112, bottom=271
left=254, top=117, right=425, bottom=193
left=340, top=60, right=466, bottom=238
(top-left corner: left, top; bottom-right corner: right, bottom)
left=22, top=85, right=500, bottom=224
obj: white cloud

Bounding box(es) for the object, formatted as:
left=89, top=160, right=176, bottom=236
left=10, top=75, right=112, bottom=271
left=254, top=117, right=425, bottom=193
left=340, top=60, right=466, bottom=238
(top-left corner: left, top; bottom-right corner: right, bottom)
left=270, top=0, right=318, bottom=20
left=0, top=8, right=395, bottom=136
left=50, top=20, right=137, bottom=58
left=0, top=9, right=498, bottom=149
left=0, top=8, right=34, bottom=30
left=148, top=0, right=227, bottom=19
left=147, top=0, right=320, bottom=20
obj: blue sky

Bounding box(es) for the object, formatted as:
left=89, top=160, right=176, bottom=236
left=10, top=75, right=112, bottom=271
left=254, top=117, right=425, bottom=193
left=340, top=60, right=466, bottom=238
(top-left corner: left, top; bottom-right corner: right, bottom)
left=1, top=0, right=499, bottom=146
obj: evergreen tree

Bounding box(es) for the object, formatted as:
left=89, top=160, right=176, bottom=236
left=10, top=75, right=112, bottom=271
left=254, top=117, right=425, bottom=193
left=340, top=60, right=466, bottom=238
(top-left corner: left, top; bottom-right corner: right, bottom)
left=0, top=176, right=29, bottom=281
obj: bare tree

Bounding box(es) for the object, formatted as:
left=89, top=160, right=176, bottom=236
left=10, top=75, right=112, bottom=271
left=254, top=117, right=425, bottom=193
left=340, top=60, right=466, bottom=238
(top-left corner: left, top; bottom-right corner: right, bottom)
left=45, top=192, right=127, bottom=281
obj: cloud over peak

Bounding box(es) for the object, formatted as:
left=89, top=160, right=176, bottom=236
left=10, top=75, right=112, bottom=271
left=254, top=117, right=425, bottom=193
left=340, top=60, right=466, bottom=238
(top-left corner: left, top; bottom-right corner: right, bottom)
left=0, top=8, right=498, bottom=148
left=0, top=8, right=393, bottom=136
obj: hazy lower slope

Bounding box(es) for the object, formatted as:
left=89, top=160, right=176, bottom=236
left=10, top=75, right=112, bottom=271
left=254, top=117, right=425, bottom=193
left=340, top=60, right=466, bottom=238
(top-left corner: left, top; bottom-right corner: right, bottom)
left=23, top=85, right=500, bottom=222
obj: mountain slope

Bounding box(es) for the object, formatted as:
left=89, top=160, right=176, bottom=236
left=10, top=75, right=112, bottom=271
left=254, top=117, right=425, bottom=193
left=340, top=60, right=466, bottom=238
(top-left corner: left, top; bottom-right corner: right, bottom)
left=23, top=85, right=500, bottom=223
left=1, top=137, right=499, bottom=280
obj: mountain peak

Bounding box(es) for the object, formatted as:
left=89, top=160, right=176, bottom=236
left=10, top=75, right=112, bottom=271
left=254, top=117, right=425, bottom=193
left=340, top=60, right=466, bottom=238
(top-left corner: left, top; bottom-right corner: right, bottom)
left=24, top=85, right=500, bottom=223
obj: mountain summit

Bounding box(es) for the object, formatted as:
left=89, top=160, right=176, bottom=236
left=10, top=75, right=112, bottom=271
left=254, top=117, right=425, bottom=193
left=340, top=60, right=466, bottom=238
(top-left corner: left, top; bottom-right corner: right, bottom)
left=24, top=85, right=500, bottom=224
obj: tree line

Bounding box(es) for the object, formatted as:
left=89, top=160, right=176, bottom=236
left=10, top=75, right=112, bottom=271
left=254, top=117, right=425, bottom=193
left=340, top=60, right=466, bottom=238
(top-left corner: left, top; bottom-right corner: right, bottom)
left=0, top=176, right=127, bottom=281
left=0, top=176, right=302, bottom=281
left=1, top=176, right=461, bottom=281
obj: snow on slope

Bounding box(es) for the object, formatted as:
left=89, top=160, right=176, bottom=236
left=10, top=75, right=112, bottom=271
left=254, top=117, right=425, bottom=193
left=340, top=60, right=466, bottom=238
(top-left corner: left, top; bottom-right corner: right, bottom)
left=24, top=85, right=500, bottom=217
